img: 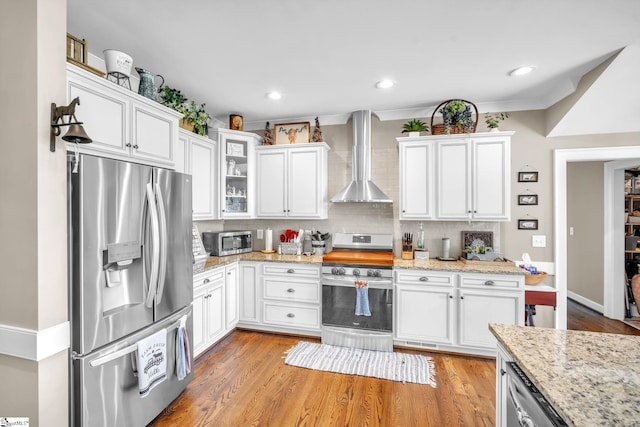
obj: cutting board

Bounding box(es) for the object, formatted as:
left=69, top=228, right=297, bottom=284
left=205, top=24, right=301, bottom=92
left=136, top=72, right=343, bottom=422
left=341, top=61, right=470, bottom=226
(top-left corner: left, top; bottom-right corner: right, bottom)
left=322, top=250, right=394, bottom=266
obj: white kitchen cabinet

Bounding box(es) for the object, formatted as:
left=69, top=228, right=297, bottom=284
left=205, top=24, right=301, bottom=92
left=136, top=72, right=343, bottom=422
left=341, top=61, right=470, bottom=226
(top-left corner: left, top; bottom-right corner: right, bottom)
left=457, top=273, right=524, bottom=350
left=398, top=139, right=435, bottom=219
left=396, top=132, right=512, bottom=221
left=66, top=63, right=181, bottom=168
left=394, top=268, right=524, bottom=356
left=193, top=267, right=226, bottom=357
left=437, top=133, right=512, bottom=221
left=237, top=261, right=321, bottom=336
left=238, top=262, right=261, bottom=325
left=225, top=263, right=239, bottom=328
left=496, top=342, right=513, bottom=427
left=210, top=128, right=262, bottom=219
left=177, top=130, right=218, bottom=220
left=255, top=143, right=329, bottom=219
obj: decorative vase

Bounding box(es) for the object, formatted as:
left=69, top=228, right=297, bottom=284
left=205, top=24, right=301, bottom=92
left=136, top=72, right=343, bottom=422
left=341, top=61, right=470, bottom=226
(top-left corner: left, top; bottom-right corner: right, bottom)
left=408, top=131, right=420, bottom=137
left=489, top=127, right=500, bottom=132
left=179, top=119, right=195, bottom=133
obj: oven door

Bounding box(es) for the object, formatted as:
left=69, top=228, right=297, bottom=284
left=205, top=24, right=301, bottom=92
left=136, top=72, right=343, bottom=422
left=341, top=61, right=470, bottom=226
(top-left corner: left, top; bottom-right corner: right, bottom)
left=321, top=277, right=393, bottom=332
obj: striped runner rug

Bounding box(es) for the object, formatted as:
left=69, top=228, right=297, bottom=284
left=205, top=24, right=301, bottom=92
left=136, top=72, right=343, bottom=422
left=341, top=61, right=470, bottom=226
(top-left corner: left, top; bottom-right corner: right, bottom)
left=284, top=341, right=436, bottom=387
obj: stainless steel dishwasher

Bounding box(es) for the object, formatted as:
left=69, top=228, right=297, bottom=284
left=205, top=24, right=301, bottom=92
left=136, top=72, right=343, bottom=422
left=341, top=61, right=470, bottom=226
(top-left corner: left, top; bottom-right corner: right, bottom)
left=505, top=362, right=569, bottom=427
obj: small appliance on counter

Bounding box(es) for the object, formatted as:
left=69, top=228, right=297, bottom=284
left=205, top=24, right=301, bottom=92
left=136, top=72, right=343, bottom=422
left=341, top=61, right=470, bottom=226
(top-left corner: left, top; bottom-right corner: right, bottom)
left=202, top=230, right=252, bottom=256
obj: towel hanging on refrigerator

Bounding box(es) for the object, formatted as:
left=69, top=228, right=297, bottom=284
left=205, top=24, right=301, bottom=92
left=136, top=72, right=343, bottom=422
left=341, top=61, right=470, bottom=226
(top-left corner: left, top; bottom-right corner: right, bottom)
left=355, top=279, right=372, bottom=316
left=175, top=315, right=191, bottom=380
left=136, top=328, right=167, bottom=397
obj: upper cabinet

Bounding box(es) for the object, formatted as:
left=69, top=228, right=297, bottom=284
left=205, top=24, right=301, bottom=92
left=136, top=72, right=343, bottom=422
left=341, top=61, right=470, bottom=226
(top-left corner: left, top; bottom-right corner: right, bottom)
left=255, top=143, right=329, bottom=219
left=66, top=63, right=181, bottom=168
left=210, top=128, right=262, bottom=219
left=176, top=130, right=218, bottom=220
left=398, top=132, right=513, bottom=221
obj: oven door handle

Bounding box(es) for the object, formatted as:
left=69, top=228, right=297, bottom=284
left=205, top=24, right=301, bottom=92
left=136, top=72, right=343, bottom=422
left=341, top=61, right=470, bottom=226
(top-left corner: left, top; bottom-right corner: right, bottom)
left=321, top=276, right=393, bottom=289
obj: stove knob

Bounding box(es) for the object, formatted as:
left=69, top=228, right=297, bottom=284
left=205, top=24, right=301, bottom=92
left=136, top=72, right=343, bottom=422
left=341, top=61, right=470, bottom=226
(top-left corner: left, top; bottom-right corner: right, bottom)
left=373, top=270, right=382, bottom=277
left=331, top=267, right=339, bottom=275
left=353, top=268, right=360, bottom=277
left=338, top=267, right=346, bottom=275
left=367, top=269, right=375, bottom=277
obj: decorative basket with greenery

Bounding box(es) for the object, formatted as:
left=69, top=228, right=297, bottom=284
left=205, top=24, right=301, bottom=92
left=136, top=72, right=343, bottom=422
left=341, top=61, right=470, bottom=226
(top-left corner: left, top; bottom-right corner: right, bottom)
left=484, top=112, right=510, bottom=130
left=160, top=86, right=211, bottom=136
left=431, top=99, right=478, bottom=134
left=401, top=119, right=430, bottom=135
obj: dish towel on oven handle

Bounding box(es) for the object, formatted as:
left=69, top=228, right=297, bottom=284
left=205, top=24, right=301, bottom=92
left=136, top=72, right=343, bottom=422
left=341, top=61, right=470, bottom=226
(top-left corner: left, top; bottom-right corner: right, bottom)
left=175, top=314, right=191, bottom=381
left=355, top=279, right=372, bottom=316
left=136, top=328, right=167, bottom=398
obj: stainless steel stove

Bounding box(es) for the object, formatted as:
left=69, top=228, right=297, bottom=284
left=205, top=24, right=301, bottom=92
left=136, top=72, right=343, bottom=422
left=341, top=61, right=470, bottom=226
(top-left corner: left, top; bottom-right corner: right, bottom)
left=321, top=233, right=394, bottom=352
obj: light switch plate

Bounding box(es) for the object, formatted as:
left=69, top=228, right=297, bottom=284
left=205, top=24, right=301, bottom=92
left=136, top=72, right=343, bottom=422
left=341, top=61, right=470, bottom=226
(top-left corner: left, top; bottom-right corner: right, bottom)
left=532, top=235, right=546, bottom=247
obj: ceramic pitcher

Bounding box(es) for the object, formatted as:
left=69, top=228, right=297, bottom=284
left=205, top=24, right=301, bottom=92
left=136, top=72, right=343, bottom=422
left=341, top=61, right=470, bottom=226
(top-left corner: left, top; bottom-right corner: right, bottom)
left=135, top=67, right=164, bottom=101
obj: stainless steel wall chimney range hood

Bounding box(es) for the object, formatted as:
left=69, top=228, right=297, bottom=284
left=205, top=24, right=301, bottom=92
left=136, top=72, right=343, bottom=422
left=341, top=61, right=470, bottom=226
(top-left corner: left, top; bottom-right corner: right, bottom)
left=330, top=110, right=393, bottom=203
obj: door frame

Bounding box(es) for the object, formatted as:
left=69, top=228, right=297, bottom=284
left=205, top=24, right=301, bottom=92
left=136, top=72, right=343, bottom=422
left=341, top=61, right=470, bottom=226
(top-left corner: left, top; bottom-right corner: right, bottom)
left=554, top=146, right=640, bottom=329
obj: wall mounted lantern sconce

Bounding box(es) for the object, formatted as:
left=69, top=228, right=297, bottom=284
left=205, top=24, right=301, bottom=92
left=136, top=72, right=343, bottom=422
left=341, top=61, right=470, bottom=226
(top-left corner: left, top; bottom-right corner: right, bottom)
left=50, top=96, right=92, bottom=152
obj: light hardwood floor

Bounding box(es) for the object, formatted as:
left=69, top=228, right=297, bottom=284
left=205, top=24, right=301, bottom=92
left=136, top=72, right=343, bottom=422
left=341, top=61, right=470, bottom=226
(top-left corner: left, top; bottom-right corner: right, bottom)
left=149, top=300, right=640, bottom=427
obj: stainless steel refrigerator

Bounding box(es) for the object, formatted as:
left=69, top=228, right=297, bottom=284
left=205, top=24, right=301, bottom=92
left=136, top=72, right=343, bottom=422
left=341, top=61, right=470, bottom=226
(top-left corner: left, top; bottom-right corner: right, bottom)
left=68, top=154, right=194, bottom=427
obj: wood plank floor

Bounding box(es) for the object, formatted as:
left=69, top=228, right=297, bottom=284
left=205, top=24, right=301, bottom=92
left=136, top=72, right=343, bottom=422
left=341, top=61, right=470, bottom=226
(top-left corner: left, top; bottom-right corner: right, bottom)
left=149, top=300, right=640, bottom=427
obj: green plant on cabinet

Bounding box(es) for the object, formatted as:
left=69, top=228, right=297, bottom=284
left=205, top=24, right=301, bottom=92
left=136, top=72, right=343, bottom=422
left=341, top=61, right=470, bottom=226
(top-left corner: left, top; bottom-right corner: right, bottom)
left=484, top=112, right=510, bottom=129
left=401, top=119, right=430, bottom=134
left=159, top=85, right=211, bottom=136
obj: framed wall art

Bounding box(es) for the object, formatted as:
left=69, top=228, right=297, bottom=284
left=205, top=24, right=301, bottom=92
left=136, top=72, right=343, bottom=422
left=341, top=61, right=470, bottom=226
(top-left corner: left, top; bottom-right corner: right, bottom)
left=229, top=114, right=243, bottom=131
left=518, top=171, right=538, bottom=182
left=518, top=219, right=539, bottom=230
left=518, top=194, right=538, bottom=205
left=274, top=122, right=310, bottom=144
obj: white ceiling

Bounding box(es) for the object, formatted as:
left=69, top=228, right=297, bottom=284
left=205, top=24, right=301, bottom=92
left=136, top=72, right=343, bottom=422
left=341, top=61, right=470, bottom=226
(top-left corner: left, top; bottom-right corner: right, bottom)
left=67, top=0, right=640, bottom=131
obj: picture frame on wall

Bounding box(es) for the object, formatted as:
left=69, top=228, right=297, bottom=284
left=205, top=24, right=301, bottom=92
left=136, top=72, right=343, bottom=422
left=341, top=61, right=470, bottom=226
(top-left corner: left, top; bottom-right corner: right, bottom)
left=518, top=194, right=538, bottom=205
left=518, top=171, right=539, bottom=182
left=518, top=219, right=539, bottom=230
left=274, top=122, right=310, bottom=144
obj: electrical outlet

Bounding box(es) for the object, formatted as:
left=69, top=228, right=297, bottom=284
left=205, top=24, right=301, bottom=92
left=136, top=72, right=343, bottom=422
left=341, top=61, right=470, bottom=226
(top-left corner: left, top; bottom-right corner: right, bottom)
left=532, top=235, right=546, bottom=247
left=257, top=229, right=263, bottom=239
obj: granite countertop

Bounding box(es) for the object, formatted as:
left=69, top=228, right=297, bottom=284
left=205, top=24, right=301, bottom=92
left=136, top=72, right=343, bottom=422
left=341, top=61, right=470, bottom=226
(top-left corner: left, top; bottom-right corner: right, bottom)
left=195, top=253, right=525, bottom=275
left=394, top=258, right=525, bottom=275
left=490, top=324, right=640, bottom=426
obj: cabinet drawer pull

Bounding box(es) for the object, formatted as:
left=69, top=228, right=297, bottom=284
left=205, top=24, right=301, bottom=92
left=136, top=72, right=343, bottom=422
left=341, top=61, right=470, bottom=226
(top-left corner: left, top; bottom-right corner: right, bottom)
left=287, top=269, right=295, bottom=274
left=203, top=278, right=210, bottom=284
left=286, top=313, right=295, bottom=318
left=286, top=288, right=295, bottom=293
left=484, top=280, right=495, bottom=286
left=419, top=276, right=429, bottom=281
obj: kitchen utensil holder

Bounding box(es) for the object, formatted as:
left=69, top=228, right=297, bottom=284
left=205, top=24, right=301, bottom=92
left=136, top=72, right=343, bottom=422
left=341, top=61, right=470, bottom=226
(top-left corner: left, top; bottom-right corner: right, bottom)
left=279, top=242, right=302, bottom=255
left=401, top=244, right=414, bottom=260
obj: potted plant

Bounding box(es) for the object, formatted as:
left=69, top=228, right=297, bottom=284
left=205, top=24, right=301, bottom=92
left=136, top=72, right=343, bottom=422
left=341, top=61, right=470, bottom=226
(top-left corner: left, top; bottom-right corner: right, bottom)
left=484, top=112, right=510, bottom=132
left=439, top=100, right=475, bottom=134
left=401, top=119, right=429, bottom=137
left=159, top=85, right=211, bottom=136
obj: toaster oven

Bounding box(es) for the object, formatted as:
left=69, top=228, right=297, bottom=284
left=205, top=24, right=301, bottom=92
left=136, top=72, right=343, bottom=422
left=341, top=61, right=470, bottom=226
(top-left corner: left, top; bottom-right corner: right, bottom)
left=202, top=230, right=252, bottom=256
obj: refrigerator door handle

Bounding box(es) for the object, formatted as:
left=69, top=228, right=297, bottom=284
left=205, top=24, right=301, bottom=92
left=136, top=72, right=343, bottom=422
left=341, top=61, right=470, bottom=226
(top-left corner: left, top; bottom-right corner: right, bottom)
left=145, top=182, right=160, bottom=308
left=155, top=183, right=168, bottom=303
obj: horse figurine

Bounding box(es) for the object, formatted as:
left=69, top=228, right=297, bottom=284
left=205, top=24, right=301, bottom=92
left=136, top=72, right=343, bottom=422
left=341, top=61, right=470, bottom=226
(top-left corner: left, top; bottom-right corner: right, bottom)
left=53, top=97, right=80, bottom=124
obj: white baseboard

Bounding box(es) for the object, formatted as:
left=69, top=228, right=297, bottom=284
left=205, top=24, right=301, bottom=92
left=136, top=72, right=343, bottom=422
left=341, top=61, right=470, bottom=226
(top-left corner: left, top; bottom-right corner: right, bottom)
left=0, top=321, right=69, bottom=361
left=567, top=291, right=604, bottom=314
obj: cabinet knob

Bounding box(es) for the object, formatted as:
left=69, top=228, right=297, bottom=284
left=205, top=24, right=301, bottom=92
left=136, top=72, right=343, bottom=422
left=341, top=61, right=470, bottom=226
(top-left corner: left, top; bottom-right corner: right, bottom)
left=287, top=269, right=295, bottom=274
left=402, top=209, right=406, bottom=213
left=484, top=280, right=495, bottom=286
left=419, top=276, right=429, bottom=281
left=449, top=295, right=453, bottom=299
left=287, top=288, right=295, bottom=293
left=203, top=278, right=210, bottom=284
left=460, top=295, right=464, bottom=300
left=500, top=369, right=506, bottom=376
left=228, top=272, right=232, bottom=275
left=133, top=144, right=139, bottom=149
left=286, top=313, right=295, bottom=318
left=126, top=143, right=132, bottom=148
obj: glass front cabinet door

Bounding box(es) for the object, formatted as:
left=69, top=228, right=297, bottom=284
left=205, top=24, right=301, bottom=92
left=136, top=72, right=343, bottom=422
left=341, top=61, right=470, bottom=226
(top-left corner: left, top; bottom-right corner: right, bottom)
left=212, top=129, right=261, bottom=218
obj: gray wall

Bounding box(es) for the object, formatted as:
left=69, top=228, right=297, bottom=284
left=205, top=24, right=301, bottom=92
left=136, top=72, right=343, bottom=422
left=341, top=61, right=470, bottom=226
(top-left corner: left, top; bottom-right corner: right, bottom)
left=567, top=162, right=605, bottom=305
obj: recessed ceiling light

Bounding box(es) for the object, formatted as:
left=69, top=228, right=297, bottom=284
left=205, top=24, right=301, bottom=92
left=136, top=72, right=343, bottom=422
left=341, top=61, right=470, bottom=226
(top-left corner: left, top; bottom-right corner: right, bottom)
left=266, top=91, right=282, bottom=100
left=375, top=79, right=395, bottom=89
left=509, top=66, right=536, bottom=76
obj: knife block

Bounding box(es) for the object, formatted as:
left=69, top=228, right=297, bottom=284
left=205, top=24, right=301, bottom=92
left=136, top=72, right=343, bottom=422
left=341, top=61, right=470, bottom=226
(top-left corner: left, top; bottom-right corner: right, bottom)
left=401, top=244, right=414, bottom=260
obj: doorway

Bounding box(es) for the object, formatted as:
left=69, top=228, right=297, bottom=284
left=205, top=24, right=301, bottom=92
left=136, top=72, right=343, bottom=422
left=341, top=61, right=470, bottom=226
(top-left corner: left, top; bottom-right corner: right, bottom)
left=554, top=146, right=640, bottom=329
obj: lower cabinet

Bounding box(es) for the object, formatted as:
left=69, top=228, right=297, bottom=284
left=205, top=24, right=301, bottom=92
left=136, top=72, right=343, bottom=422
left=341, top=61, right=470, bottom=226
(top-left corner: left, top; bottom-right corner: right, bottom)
left=394, top=269, right=524, bottom=356
left=193, top=262, right=240, bottom=358
left=238, top=261, right=321, bottom=336
left=495, top=342, right=513, bottom=427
